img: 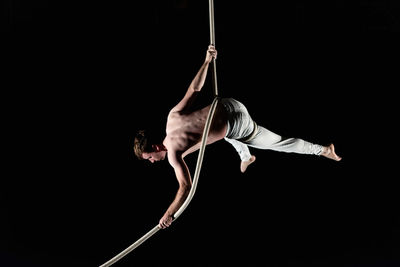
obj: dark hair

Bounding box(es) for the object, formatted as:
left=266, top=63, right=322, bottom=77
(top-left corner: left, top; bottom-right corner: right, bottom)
left=133, top=130, right=150, bottom=160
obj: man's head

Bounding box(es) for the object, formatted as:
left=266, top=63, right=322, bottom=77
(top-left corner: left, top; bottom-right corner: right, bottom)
left=134, top=130, right=167, bottom=163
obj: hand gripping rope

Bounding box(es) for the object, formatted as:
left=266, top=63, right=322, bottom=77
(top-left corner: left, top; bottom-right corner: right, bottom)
left=99, top=1, right=219, bottom=266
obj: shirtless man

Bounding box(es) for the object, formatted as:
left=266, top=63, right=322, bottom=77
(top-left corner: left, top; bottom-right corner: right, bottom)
left=134, top=45, right=341, bottom=229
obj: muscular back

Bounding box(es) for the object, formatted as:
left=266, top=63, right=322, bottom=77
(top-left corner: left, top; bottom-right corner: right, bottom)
left=164, top=103, right=228, bottom=158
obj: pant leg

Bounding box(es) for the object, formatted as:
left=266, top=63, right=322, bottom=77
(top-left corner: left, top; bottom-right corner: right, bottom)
left=246, top=126, right=323, bottom=155
left=221, top=98, right=254, bottom=162
left=221, top=97, right=322, bottom=159
left=224, top=137, right=252, bottom=161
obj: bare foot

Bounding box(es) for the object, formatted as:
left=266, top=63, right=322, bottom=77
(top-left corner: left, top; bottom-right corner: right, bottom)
left=321, top=144, right=342, bottom=161
left=240, top=155, right=256, bottom=173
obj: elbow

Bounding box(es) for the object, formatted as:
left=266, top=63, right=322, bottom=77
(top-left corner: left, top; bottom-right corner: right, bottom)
left=180, top=183, right=192, bottom=195
left=190, top=86, right=201, bottom=92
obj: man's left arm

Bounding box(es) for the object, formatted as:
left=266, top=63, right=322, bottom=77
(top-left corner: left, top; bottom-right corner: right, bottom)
left=159, top=153, right=192, bottom=229
left=170, top=45, right=217, bottom=113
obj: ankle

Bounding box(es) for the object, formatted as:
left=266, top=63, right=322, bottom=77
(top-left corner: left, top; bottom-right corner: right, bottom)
left=322, top=146, right=331, bottom=156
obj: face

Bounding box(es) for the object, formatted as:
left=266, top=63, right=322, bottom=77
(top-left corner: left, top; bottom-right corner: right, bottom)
left=142, top=145, right=167, bottom=163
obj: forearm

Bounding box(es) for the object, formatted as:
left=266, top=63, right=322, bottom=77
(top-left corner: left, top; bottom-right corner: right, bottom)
left=160, top=154, right=192, bottom=228
left=189, top=61, right=210, bottom=92
left=165, top=185, right=192, bottom=217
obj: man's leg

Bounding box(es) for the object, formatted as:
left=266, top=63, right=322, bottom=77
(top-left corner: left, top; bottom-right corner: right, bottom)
left=247, top=126, right=341, bottom=160
left=224, top=138, right=256, bottom=173
left=224, top=138, right=252, bottom=161
left=247, top=126, right=322, bottom=154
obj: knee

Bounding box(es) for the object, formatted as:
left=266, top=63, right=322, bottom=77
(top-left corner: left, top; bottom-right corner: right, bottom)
left=278, top=137, right=305, bottom=153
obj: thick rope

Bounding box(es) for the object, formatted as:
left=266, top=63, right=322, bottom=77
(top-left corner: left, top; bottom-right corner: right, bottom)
left=99, top=1, right=219, bottom=266
left=209, top=0, right=218, bottom=97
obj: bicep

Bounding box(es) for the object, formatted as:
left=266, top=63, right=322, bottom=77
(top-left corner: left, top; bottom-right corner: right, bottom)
left=171, top=88, right=198, bottom=113
left=168, top=153, right=192, bottom=187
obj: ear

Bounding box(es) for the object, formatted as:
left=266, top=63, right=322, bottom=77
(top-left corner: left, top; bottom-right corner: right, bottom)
left=152, top=144, right=163, bottom=152
left=152, top=144, right=166, bottom=152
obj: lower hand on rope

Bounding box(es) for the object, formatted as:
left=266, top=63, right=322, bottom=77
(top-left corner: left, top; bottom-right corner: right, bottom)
left=159, top=213, right=174, bottom=229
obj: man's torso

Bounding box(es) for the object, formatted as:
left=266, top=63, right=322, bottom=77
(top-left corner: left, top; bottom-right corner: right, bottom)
left=164, top=102, right=228, bottom=157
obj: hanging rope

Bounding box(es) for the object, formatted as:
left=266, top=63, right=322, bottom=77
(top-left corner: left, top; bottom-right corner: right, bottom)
left=99, top=1, right=219, bottom=266
left=209, top=0, right=218, bottom=97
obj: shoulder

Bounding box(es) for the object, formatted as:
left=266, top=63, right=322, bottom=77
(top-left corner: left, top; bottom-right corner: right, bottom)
left=169, top=104, right=184, bottom=115
left=167, top=109, right=178, bottom=118
left=167, top=149, right=184, bottom=168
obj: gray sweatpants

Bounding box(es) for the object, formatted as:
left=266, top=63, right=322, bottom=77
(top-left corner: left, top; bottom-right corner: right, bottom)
left=220, top=98, right=323, bottom=161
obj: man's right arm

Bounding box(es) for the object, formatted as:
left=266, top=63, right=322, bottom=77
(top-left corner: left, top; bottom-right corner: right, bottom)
left=159, top=152, right=193, bottom=229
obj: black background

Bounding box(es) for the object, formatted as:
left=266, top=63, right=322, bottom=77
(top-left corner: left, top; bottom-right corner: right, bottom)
left=2, top=1, right=400, bottom=266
